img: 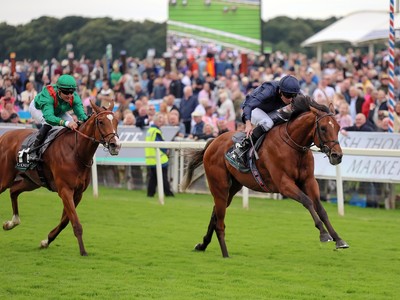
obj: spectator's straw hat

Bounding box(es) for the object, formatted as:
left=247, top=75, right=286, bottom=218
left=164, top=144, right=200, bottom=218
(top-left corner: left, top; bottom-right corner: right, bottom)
left=191, top=111, right=204, bottom=117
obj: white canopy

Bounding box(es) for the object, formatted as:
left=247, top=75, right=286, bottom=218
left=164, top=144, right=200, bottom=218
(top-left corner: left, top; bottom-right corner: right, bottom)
left=302, top=10, right=400, bottom=47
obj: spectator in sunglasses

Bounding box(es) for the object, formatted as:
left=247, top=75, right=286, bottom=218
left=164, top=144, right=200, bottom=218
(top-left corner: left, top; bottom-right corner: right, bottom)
left=226, top=75, right=300, bottom=171
left=27, top=74, right=88, bottom=162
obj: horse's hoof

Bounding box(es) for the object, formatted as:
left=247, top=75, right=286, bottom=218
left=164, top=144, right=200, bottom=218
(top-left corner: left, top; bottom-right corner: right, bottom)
left=336, top=240, right=349, bottom=249
left=194, top=243, right=205, bottom=251
left=3, top=221, right=15, bottom=231
left=40, top=239, right=49, bottom=249
left=320, top=233, right=333, bottom=242
left=3, top=222, right=11, bottom=230
left=81, top=251, right=88, bottom=256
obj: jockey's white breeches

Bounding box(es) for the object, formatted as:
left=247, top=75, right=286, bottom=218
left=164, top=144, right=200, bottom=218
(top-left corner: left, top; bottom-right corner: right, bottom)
left=29, top=100, right=73, bottom=125
left=251, top=108, right=274, bottom=131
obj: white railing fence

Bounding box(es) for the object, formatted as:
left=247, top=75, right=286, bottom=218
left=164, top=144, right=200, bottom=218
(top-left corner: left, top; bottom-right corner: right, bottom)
left=92, top=141, right=400, bottom=215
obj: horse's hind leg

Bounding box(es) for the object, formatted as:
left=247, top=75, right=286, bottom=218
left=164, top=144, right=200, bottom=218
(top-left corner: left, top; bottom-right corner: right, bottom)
left=194, top=208, right=217, bottom=252
left=3, top=178, right=39, bottom=230
left=195, top=177, right=242, bottom=258
left=195, top=204, right=230, bottom=257
left=40, top=210, right=69, bottom=249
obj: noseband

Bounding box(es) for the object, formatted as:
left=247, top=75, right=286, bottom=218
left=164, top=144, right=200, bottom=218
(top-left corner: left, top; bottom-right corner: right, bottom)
left=74, top=110, right=119, bottom=149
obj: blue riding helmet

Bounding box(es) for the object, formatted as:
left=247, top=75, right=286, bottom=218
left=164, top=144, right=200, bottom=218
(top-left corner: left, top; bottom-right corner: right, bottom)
left=279, top=75, right=300, bottom=94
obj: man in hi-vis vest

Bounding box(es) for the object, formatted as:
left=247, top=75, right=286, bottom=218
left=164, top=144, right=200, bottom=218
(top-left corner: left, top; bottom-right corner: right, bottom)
left=145, top=113, right=174, bottom=197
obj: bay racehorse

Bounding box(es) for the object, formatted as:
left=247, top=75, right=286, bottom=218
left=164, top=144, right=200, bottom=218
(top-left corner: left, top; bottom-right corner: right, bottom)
left=182, top=95, right=349, bottom=257
left=0, top=100, right=120, bottom=256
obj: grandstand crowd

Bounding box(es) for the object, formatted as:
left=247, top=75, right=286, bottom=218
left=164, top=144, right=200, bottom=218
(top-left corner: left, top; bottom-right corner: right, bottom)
left=1, top=39, right=400, bottom=137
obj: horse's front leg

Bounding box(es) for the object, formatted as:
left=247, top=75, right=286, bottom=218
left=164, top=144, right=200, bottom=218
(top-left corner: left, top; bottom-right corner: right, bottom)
left=57, top=188, right=87, bottom=256
left=279, top=177, right=340, bottom=247
left=303, top=178, right=349, bottom=249
left=41, top=192, right=84, bottom=250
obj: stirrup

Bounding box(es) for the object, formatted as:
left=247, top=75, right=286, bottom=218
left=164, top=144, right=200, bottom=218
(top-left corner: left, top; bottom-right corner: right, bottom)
left=225, top=149, right=250, bottom=173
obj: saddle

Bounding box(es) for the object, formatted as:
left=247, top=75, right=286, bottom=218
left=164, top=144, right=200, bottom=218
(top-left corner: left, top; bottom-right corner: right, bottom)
left=16, top=128, right=64, bottom=172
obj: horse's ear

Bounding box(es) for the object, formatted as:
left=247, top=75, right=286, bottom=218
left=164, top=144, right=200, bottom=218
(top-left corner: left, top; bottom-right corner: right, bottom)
left=310, top=106, right=319, bottom=115
left=328, top=102, right=336, bottom=114
left=90, top=98, right=101, bottom=114
left=108, top=99, right=115, bottom=112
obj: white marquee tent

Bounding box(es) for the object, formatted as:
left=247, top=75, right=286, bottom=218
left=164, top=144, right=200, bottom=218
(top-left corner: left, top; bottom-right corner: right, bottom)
left=301, top=10, right=400, bottom=61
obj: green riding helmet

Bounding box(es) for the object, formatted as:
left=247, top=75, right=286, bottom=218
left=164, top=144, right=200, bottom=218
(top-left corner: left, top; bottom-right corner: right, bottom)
left=56, top=74, right=77, bottom=90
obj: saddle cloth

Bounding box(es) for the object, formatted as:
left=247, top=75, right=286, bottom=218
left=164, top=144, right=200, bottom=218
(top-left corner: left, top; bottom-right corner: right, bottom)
left=16, top=127, right=64, bottom=171
left=225, top=132, right=265, bottom=173
left=225, top=132, right=271, bottom=192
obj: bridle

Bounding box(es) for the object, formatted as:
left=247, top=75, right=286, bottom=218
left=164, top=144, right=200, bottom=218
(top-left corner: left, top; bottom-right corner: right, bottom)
left=73, top=110, right=119, bottom=151
left=314, top=113, right=340, bottom=156
left=284, top=111, right=339, bottom=155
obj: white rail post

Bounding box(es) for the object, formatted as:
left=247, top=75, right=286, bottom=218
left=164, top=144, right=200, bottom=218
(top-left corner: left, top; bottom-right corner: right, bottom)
left=242, top=187, right=249, bottom=209
left=172, top=149, right=179, bottom=193
left=336, top=164, right=345, bottom=216
left=91, top=154, right=99, bottom=198
left=179, top=150, right=185, bottom=193
left=155, top=148, right=165, bottom=205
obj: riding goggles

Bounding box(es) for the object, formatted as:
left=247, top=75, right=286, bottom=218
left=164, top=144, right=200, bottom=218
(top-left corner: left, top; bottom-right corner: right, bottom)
left=281, top=92, right=297, bottom=99
left=59, top=88, right=75, bottom=95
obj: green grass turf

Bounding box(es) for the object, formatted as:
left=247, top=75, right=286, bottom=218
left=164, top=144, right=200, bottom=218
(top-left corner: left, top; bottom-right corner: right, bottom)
left=168, top=23, right=260, bottom=52
left=169, top=0, right=261, bottom=51
left=0, top=187, right=399, bottom=299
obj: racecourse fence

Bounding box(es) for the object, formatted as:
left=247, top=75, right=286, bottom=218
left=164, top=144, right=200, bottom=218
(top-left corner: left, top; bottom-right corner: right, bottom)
left=0, top=124, right=398, bottom=214
left=92, top=135, right=400, bottom=215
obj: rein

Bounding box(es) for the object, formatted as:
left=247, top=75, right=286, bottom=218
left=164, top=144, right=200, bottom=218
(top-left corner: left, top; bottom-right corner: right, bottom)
left=73, top=110, right=119, bottom=148
left=73, top=110, right=119, bottom=168
left=283, top=121, right=310, bottom=152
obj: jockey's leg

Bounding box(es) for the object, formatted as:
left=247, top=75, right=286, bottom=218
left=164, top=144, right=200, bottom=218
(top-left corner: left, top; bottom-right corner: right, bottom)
left=30, top=124, right=52, bottom=162
left=228, top=109, right=273, bottom=167
left=227, top=105, right=293, bottom=169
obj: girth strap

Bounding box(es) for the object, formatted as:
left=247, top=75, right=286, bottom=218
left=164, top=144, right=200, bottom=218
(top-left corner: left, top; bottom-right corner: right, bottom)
left=248, top=150, right=271, bottom=193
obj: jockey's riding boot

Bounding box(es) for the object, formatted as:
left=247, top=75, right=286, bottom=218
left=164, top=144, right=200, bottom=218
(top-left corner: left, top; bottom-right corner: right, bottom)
left=29, top=124, right=52, bottom=162
left=230, top=125, right=267, bottom=169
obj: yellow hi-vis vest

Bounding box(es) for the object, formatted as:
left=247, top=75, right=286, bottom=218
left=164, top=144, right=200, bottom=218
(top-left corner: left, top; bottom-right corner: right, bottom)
left=145, top=127, right=169, bottom=166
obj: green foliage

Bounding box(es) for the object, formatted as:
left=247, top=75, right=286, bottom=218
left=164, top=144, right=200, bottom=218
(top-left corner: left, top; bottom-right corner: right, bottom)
left=0, top=22, right=17, bottom=58
left=0, top=14, right=364, bottom=61
left=0, top=188, right=399, bottom=299
left=0, top=17, right=166, bottom=61
left=262, top=16, right=338, bottom=55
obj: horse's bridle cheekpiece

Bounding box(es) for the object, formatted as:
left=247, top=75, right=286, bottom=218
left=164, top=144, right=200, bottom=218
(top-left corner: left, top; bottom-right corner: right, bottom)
left=74, top=110, right=119, bottom=151
left=314, top=113, right=339, bottom=156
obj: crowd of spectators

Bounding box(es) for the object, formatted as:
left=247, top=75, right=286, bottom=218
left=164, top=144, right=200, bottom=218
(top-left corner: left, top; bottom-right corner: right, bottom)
left=1, top=41, right=400, bottom=138
left=1, top=39, right=399, bottom=202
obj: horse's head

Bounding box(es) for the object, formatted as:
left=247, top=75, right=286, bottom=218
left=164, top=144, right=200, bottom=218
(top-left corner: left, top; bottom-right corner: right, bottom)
left=87, top=99, right=121, bottom=155
left=310, top=106, right=343, bottom=165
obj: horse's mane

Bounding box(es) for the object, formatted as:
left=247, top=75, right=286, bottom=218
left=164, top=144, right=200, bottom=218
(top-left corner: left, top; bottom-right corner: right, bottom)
left=290, top=94, right=330, bottom=119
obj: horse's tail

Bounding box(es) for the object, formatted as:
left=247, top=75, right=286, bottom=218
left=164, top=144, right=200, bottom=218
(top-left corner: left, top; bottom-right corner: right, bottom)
left=181, top=139, right=214, bottom=191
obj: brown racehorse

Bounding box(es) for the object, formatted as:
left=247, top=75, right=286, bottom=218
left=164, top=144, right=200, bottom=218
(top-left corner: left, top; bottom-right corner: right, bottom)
left=182, top=95, right=349, bottom=258
left=0, top=100, right=120, bottom=256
